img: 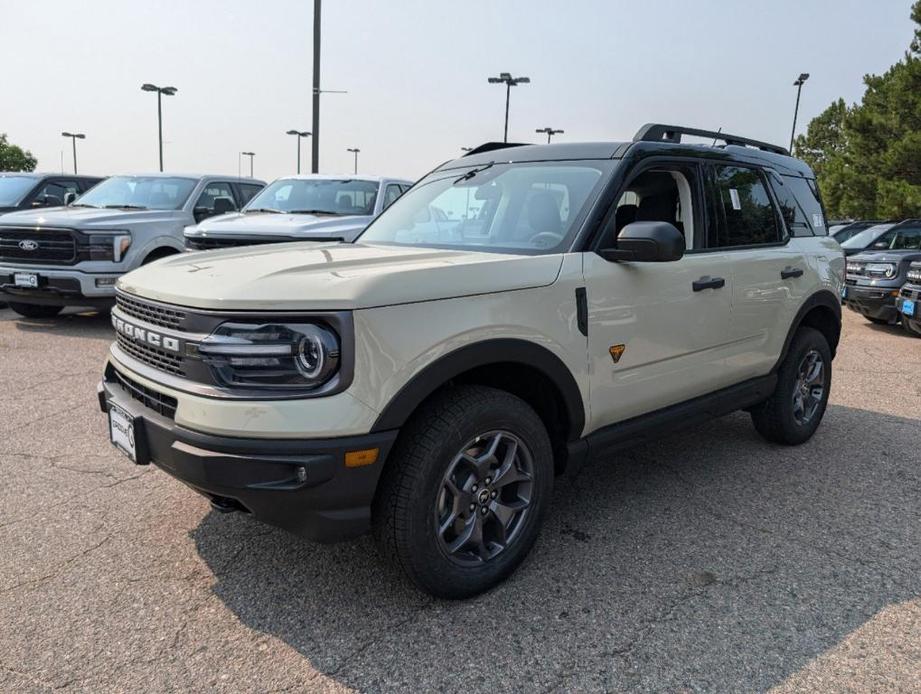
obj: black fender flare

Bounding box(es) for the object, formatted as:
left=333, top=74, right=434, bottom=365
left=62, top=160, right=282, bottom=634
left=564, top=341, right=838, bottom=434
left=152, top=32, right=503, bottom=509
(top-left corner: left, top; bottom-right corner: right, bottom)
left=370, top=338, right=586, bottom=439
left=773, top=289, right=842, bottom=371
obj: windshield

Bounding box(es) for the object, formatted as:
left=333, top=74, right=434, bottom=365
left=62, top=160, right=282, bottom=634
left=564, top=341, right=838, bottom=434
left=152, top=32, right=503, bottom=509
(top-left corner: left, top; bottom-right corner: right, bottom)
left=357, top=162, right=610, bottom=254
left=245, top=178, right=379, bottom=215
left=840, top=224, right=893, bottom=249
left=74, top=176, right=197, bottom=210
left=0, top=176, right=37, bottom=206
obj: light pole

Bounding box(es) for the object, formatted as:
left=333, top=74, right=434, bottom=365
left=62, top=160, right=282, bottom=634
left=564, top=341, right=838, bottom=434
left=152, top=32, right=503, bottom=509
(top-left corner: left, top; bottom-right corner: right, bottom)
left=347, top=148, right=360, bottom=175
left=487, top=72, right=530, bottom=143
left=61, top=132, right=85, bottom=173
left=461, top=147, right=473, bottom=152
left=535, top=127, right=563, bottom=144
left=790, top=73, right=809, bottom=153
left=286, top=130, right=312, bottom=174
left=141, top=83, right=177, bottom=172
left=241, top=152, right=255, bottom=178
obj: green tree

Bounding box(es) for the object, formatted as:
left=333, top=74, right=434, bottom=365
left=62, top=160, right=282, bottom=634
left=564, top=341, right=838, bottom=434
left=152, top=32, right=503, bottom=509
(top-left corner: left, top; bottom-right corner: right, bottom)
left=795, top=1, right=921, bottom=219
left=0, top=133, right=38, bottom=172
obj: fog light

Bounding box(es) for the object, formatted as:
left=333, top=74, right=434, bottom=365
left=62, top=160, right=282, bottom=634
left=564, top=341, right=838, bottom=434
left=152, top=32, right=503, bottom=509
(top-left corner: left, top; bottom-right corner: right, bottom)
left=345, top=448, right=379, bottom=468
left=296, top=466, right=307, bottom=483
left=95, top=277, right=117, bottom=287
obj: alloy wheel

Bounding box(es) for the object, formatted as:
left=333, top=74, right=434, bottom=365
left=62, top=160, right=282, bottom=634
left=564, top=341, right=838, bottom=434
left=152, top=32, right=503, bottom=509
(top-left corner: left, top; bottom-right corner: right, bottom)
left=792, top=349, right=825, bottom=425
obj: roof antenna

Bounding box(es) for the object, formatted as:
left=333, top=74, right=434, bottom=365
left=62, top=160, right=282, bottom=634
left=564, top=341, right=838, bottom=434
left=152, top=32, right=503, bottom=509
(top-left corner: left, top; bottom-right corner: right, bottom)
left=712, top=127, right=722, bottom=147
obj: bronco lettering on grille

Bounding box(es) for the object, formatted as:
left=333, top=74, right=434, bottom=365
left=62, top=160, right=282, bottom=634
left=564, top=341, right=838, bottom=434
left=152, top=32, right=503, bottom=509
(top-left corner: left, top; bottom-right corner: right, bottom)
left=112, top=315, right=180, bottom=353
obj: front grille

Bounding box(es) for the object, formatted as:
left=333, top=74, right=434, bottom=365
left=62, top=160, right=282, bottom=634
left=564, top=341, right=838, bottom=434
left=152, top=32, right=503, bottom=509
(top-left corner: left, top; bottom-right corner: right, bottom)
left=116, top=332, right=184, bottom=376
left=116, top=292, right=186, bottom=329
left=0, top=227, right=76, bottom=264
left=109, top=366, right=177, bottom=419
left=186, top=236, right=289, bottom=251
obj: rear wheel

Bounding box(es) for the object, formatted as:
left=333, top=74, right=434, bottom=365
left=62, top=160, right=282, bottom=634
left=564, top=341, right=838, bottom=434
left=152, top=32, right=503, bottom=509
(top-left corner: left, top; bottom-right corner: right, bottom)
left=8, top=302, right=62, bottom=319
left=373, top=385, right=553, bottom=599
left=750, top=326, right=832, bottom=445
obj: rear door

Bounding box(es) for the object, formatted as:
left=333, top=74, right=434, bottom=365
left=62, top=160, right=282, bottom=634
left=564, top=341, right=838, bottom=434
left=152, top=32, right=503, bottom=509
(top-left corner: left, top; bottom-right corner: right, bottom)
left=706, top=164, right=806, bottom=380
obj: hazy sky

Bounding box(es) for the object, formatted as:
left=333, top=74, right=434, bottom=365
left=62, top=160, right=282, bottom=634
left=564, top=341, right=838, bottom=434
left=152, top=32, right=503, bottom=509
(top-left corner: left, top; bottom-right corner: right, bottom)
left=1, top=0, right=916, bottom=182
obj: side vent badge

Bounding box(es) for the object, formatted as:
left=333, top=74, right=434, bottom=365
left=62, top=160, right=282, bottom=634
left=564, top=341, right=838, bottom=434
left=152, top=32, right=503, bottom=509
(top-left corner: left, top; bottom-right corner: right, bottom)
left=609, top=344, right=626, bottom=364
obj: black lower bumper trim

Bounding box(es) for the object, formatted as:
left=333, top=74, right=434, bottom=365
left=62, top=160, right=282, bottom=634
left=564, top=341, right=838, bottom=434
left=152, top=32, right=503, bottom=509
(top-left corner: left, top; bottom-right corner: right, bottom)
left=844, top=286, right=898, bottom=322
left=100, top=377, right=398, bottom=542
left=0, top=274, right=113, bottom=308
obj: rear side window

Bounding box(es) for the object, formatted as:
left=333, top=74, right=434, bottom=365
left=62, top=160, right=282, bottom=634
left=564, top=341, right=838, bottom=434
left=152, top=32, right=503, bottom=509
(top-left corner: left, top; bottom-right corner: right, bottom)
left=784, top=175, right=827, bottom=236
left=710, top=165, right=781, bottom=247
left=768, top=176, right=812, bottom=237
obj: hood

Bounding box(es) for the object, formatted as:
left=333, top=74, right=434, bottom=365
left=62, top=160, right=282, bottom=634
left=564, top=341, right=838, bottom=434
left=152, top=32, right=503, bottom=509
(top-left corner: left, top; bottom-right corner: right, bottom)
left=847, top=250, right=921, bottom=264
left=118, top=242, right=564, bottom=311
left=0, top=206, right=186, bottom=229
left=187, top=211, right=370, bottom=241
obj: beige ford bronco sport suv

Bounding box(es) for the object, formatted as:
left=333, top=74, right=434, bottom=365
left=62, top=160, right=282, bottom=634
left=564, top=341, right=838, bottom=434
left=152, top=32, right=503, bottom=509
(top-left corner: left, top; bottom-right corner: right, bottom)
left=99, top=124, right=844, bottom=598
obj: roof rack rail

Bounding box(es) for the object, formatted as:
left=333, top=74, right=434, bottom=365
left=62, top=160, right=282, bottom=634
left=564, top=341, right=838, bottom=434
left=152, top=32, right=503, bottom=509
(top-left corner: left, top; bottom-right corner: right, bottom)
left=462, top=142, right=530, bottom=157
left=633, top=123, right=789, bottom=156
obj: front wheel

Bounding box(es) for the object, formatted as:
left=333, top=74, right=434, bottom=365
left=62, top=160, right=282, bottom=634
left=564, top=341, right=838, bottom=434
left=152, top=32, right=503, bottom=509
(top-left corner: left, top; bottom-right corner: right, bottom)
left=8, top=302, right=63, bottom=319
left=750, top=326, right=832, bottom=445
left=903, top=318, right=921, bottom=338
left=373, top=385, right=553, bottom=599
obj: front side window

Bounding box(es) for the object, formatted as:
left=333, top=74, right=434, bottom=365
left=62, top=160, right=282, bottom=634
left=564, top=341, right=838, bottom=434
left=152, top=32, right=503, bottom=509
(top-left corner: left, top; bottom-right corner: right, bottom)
left=383, top=184, right=403, bottom=210
left=710, top=165, right=781, bottom=247
left=840, top=224, right=894, bottom=250
left=74, top=176, right=197, bottom=210
left=359, top=162, right=610, bottom=254
left=871, top=225, right=921, bottom=251
left=195, top=182, right=237, bottom=215
left=31, top=181, right=68, bottom=207
left=238, top=183, right=262, bottom=206
left=246, top=179, right=379, bottom=215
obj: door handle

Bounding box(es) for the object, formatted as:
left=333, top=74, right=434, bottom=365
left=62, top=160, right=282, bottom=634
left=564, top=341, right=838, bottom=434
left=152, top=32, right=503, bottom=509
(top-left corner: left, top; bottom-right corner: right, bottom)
left=692, top=276, right=725, bottom=292
left=780, top=266, right=804, bottom=279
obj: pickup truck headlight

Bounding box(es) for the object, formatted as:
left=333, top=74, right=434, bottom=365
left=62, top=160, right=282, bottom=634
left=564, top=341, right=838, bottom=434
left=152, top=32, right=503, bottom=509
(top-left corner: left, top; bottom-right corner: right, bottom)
left=197, top=322, right=340, bottom=390
left=866, top=262, right=897, bottom=278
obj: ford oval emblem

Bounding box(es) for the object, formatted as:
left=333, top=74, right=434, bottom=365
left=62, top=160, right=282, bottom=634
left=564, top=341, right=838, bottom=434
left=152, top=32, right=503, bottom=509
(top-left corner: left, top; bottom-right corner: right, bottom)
left=18, top=239, right=39, bottom=251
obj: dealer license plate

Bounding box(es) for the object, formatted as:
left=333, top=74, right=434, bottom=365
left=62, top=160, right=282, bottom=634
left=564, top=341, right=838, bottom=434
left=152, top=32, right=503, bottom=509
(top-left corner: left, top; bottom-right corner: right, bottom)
left=108, top=404, right=137, bottom=462
left=13, top=272, right=39, bottom=288
left=902, top=299, right=916, bottom=317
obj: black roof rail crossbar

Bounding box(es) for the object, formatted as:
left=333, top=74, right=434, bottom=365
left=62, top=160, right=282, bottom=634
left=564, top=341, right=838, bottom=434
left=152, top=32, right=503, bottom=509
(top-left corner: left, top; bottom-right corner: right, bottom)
left=633, top=123, right=789, bottom=156
left=462, top=142, right=530, bottom=157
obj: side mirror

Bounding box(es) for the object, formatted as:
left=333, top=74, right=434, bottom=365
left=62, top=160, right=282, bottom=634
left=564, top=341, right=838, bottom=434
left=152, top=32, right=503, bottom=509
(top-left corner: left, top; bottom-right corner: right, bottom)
left=598, top=221, right=685, bottom=262
left=193, top=206, right=211, bottom=222
left=32, top=194, right=63, bottom=208
left=64, top=192, right=77, bottom=206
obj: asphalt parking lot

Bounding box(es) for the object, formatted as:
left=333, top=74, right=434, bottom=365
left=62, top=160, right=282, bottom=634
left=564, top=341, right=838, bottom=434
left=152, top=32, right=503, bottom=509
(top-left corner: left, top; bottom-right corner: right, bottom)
left=1, top=306, right=920, bottom=692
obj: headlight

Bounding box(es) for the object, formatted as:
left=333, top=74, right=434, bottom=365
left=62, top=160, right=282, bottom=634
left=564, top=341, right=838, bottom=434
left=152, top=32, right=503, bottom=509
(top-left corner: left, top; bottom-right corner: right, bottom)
left=198, top=322, right=340, bottom=390
left=846, top=263, right=863, bottom=274
left=908, top=268, right=921, bottom=283
left=866, top=262, right=897, bottom=278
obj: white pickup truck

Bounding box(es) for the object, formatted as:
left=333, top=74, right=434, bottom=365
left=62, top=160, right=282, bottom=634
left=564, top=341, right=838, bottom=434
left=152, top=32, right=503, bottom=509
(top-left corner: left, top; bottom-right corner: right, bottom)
left=0, top=173, right=264, bottom=317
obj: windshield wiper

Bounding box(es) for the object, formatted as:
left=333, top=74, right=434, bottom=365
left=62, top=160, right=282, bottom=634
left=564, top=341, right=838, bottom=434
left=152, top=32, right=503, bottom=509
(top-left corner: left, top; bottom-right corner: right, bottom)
left=70, top=203, right=98, bottom=208
left=246, top=207, right=283, bottom=214
left=454, top=161, right=494, bottom=184
left=104, top=204, right=148, bottom=210
left=286, top=209, right=340, bottom=215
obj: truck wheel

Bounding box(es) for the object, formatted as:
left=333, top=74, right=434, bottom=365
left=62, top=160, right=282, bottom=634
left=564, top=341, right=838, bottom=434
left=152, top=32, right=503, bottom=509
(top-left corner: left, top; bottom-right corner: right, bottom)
left=903, top=318, right=921, bottom=338
left=373, top=385, right=553, bottom=599
left=8, top=302, right=63, bottom=319
left=750, top=326, right=831, bottom=445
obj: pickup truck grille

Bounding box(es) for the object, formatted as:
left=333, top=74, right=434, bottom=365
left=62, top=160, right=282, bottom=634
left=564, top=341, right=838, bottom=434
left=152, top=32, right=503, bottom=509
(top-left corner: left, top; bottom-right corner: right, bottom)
left=0, top=227, right=76, bottom=264
left=115, top=292, right=186, bottom=329
left=115, top=332, right=184, bottom=377
left=186, top=236, right=291, bottom=251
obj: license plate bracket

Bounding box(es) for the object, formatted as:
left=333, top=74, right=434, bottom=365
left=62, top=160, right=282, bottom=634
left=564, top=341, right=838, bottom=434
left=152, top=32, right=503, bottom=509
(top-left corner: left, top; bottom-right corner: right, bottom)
left=108, top=403, right=150, bottom=465
left=13, top=272, right=39, bottom=288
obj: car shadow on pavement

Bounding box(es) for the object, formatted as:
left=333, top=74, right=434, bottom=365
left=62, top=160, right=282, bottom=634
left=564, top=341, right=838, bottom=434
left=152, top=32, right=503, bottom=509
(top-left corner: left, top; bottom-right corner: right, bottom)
left=190, top=403, right=921, bottom=691
left=7, top=307, right=112, bottom=337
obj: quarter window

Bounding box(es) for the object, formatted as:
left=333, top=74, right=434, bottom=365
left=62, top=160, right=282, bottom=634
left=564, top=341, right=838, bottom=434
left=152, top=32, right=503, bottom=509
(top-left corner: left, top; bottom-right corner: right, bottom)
left=768, top=176, right=812, bottom=237
left=383, top=184, right=403, bottom=210
left=711, top=165, right=781, bottom=247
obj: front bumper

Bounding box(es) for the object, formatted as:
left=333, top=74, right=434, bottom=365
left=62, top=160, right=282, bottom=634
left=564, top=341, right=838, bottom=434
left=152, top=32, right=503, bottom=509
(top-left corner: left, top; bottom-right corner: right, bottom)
left=98, top=366, right=398, bottom=542
left=844, top=282, right=900, bottom=322
left=0, top=266, right=118, bottom=307
left=899, top=283, right=921, bottom=330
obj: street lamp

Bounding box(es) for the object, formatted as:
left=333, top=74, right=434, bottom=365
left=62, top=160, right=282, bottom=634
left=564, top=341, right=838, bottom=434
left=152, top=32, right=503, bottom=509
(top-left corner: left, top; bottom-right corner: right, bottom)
left=790, top=73, right=810, bottom=153
left=61, top=132, right=85, bottom=174
left=286, top=130, right=312, bottom=174
left=346, top=148, right=360, bottom=175
left=141, top=83, right=177, bottom=172
left=461, top=147, right=473, bottom=152
left=241, top=152, right=255, bottom=178
left=535, top=127, right=563, bottom=144
left=487, top=72, right=530, bottom=143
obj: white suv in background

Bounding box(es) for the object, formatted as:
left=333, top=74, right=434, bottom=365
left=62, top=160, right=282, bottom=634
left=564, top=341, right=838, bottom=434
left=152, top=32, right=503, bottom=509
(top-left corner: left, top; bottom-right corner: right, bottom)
left=0, top=174, right=264, bottom=317
left=99, top=125, right=843, bottom=598
left=184, top=175, right=413, bottom=251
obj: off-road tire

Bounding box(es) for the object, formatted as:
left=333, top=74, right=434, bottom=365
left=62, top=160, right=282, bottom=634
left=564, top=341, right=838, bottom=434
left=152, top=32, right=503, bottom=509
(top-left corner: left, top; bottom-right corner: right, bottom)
left=8, top=302, right=63, bottom=319
left=373, top=385, right=553, bottom=599
left=902, top=318, right=921, bottom=337
left=750, top=326, right=832, bottom=445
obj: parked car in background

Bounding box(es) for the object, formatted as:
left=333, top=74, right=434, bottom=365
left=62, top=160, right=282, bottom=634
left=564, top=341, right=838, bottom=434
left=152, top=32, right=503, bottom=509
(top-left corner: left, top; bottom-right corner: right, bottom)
left=0, top=172, right=103, bottom=215
left=897, top=261, right=921, bottom=337
left=838, top=222, right=898, bottom=256
left=0, top=173, right=264, bottom=317
left=184, top=175, right=412, bottom=250
left=830, top=220, right=886, bottom=244
left=99, top=124, right=843, bottom=598
left=844, top=220, right=921, bottom=324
